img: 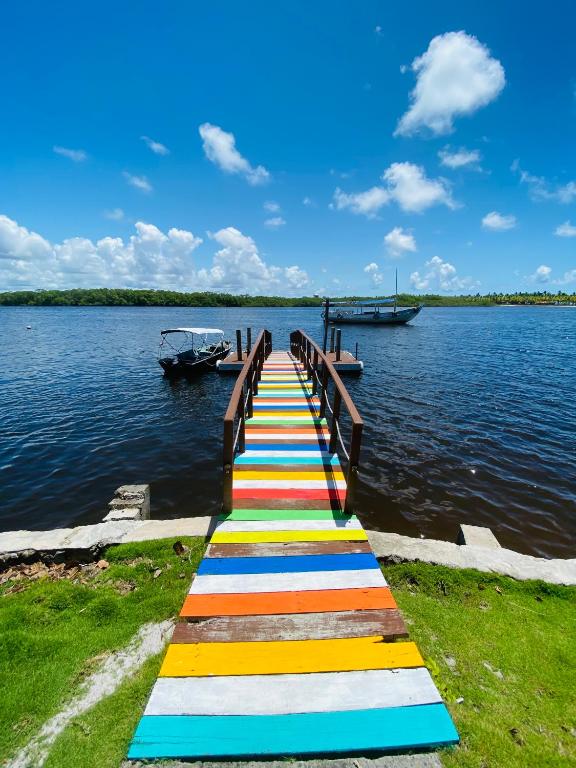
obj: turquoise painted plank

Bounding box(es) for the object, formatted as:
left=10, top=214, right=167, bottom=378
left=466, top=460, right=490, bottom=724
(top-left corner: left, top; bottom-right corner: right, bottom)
left=197, top=553, right=379, bottom=575
left=128, top=704, right=459, bottom=759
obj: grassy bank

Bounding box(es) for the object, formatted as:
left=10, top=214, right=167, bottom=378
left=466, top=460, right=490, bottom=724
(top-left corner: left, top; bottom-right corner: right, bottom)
left=0, top=538, right=205, bottom=767
left=2, top=547, right=574, bottom=767
left=385, top=563, right=576, bottom=767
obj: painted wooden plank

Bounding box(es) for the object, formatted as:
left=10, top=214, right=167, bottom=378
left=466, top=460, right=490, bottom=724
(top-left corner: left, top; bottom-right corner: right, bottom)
left=234, top=456, right=341, bottom=465
left=239, top=450, right=334, bottom=457
left=160, top=638, right=421, bottom=677
left=233, top=471, right=345, bottom=481
left=233, top=482, right=347, bottom=492
left=234, top=465, right=343, bottom=474
left=145, top=666, right=436, bottom=716
left=128, top=705, right=458, bottom=759
left=244, top=444, right=330, bottom=451
left=206, top=541, right=373, bottom=557
left=180, top=586, right=396, bottom=617
left=216, top=519, right=359, bottom=531
left=232, top=489, right=346, bottom=502
left=210, top=530, right=364, bottom=544
left=220, top=509, right=349, bottom=520
left=197, top=553, right=379, bottom=575
left=173, top=609, right=407, bottom=642
left=232, top=498, right=342, bottom=510
left=189, top=568, right=385, bottom=594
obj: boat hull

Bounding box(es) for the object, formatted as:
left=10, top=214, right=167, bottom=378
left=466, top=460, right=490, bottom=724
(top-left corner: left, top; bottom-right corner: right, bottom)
left=326, top=306, right=423, bottom=325
left=159, top=345, right=231, bottom=377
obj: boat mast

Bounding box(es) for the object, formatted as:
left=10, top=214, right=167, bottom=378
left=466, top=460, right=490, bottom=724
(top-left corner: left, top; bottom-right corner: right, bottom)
left=394, top=269, right=398, bottom=313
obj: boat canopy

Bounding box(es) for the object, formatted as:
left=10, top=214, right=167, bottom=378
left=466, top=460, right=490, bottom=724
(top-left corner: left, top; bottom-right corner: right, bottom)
left=160, top=327, right=224, bottom=335
left=326, top=298, right=395, bottom=307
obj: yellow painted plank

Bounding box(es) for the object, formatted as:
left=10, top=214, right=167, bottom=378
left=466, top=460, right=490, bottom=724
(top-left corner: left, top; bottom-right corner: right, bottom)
left=210, top=530, right=368, bottom=544
left=236, top=471, right=346, bottom=481
left=160, top=638, right=423, bottom=677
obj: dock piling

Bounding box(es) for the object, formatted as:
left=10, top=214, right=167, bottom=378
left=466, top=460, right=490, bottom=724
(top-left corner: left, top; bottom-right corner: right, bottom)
left=335, top=329, right=342, bottom=362
left=236, top=330, right=243, bottom=362
left=246, top=327, right=252, bottom=354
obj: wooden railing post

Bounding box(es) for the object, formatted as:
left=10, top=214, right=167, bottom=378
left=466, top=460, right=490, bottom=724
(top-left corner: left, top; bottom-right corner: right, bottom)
left=345, top=421, right=363, bottom=514
left=319, top=364, right=329, bottom=418
left=222, top=418, right=234, bottom=513
left=312, top=349, right=319, bottom=395
left=329, top=388, right=342, bottom=454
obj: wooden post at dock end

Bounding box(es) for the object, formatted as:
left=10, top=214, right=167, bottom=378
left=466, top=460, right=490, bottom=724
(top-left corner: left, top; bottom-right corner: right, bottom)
left=329, top=326, right=336, bottom=354
left=322, top=299, right=330, bottom=353
left=236, top=329, right=243, bottom=361
left=335, top=328, right=342, bottom=362
left=246, top=327, right=252, bottom=354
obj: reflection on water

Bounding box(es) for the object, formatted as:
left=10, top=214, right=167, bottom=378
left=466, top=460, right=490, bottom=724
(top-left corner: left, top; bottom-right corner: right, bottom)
left=1, top=305, right=574, bottom=558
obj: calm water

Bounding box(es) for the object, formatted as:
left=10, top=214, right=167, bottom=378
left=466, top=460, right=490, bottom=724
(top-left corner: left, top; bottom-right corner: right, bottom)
left=1, top=306, right=574, bottom=558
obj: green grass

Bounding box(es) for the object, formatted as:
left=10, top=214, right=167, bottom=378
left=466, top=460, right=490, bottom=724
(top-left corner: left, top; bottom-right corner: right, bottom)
left=384, top=563, right=576, bottom=767
left=0, top=537, right=205, bottom=766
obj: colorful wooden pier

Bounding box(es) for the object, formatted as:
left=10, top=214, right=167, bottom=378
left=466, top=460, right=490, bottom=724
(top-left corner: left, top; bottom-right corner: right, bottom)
left=128, top=331, right=458, bottom=760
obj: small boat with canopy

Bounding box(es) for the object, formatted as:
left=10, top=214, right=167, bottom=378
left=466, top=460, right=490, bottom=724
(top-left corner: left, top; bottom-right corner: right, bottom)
left=158, top=328, right=231, bottom=376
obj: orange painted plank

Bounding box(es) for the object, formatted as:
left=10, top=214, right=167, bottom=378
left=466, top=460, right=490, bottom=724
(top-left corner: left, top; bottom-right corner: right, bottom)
left=180, top=586, right=397, bottom=617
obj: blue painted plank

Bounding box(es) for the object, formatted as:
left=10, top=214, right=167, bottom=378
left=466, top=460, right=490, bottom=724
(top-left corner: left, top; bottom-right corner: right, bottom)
left=197, top=553, right=379, bottom=575
left=245, top=443, right=330, bottom=451
left=128, top=704, right=459, bottom=759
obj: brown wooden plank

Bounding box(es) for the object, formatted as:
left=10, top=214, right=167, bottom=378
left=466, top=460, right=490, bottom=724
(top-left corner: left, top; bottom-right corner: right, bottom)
left=207, top=541, right=372, bottom=557
left=174, top=610, right=407, bottom=643
left=233, top=498, right=341, bottom=510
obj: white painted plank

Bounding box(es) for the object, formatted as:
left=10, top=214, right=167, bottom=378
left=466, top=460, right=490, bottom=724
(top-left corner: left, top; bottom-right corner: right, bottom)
left=189, top=569, right=386, bottom=594
left=216, top=519, right=361, bottom=532
left=144, top=668, right=440, bottom=716
left=245, top=435, right=328, bottom=440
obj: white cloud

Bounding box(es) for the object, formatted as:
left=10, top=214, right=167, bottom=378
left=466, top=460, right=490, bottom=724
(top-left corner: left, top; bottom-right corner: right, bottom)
left=410, top=255, right=478, bottom=292
left=0, top=215, right=202, bottom=291
left=104, top=208, right=125, bottom=221
left=199, top=227, right=307, bottom=294
left=302, top=196, right=315, bottom=207
left=199, top=123, right=270, bottom=186
left=141, top=136, right=170, bottom=156
left=333, top=186, right=390, bottom=218
left=384, top=227, right=417, bottom=258
left=512, top=161, right=576, bottom=204
left=555, top=221, right=576, bottom=237
left=383, top=162, right=456, bottom=212
left=482, top=211, right=516, bottom=230
left=0, top=215, right=308, bottom=295
left=395, top=31, right=505, bottom=137
left=333, top=162, right=455, bottom=218
left=438, top=146, right=481, bottom=169
left=53, top=146, right=87, bottom=163
left=531, top=264, right=552, bottom=283
left=364, top=262, right=383, bottom=286
left=264, top=216, right=286, bottom=229
left=123, top=172, right=152, bottom=193
left=264, top=201, right=280, bottom=213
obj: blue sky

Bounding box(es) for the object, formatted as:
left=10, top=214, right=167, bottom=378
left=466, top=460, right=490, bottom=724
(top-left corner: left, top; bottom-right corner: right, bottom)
left=1, top=0, right=576, bottom=295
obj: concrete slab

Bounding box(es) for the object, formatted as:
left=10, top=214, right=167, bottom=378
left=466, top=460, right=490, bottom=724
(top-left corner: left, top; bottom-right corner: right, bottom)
left=366, top=530, right=576, bottom=586
left=457, top=525, right=500, bottom=549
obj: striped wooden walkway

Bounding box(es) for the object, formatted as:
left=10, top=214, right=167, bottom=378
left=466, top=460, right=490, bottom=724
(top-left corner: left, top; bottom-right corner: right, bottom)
left=128, top=351, right=458, bottom=760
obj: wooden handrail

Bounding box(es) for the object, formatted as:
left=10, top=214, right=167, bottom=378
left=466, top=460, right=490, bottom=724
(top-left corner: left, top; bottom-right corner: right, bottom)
left=222, top=329, right=272, bottom=512
left=290, top=329, right=363, bottom=514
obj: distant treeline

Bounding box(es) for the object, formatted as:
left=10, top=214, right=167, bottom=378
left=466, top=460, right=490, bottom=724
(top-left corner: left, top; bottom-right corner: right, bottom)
left=0, top=288, right=575, bottom=307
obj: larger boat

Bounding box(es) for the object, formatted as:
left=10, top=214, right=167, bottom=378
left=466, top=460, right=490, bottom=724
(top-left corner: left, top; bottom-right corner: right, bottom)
left=323, top=298, right=423, bottom=325
left=158, top=328, right=230, bottom=376
left=323, top=270, right=423, bottom=325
